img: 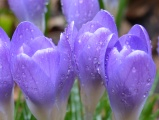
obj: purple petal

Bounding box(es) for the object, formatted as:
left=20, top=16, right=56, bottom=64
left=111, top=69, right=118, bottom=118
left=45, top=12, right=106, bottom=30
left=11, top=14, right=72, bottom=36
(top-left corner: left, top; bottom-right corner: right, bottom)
left=78, top=21, right=103, bottom=35
left=22, top=36, right=55, bottom=57
left=118, top=34, right=148, bottom=53
left=128, top=24, right=151, bottom=55
left=107, top=50, right=156, bottom=118
left=78, top=10, right=118, bottom=36
left=0, top=28, right=13, bottom=102
left=11, top=21, right=43, bottom=57
left=74, top=32, right=93, bottom=57
left=13, top=53, right=55, bottom=107
left=61, top=0, right=100, bottom=29
left=56, top=22, right=76, bottom=100
left=32, top=48, right=59, bottom=82
left=58, top=21, right=78, bottom=52
left=92, top=10, right=118, bottom=35
left=76, top=28, right=116, bottom=112
left=78, top=28, right=112, bottom=81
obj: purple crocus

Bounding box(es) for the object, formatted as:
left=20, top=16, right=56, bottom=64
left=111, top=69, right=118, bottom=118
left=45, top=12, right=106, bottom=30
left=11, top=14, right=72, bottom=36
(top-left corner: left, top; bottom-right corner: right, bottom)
left=61, top=0, right=100, bottom=29
left=10, top=21, right=77, bottom=120
left=74, top=10, right=118, bottom=119
left=0, top=28, right=14, bottom=120
left=8, top=0, right=49, bottom=32
left=105, top=25, right=156, bottom=120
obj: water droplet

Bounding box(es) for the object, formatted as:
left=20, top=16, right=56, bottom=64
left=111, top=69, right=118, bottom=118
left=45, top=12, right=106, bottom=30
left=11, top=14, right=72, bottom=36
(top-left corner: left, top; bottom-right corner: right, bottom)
left=22, top=65, right=25, bottom=69
left=121, top=98, right=126, bottom=103
left=26, top=96, right=29, bottom=100
left=59, top=82, right=63, bottom=88
left=147, top=78, right=151, bottom=83
left=67, top=69, right=70, bottom=74
left=97, top=67, right=100, bottom=73
left=143, top=91, right=148, bottom=98
left=91, top=24, right=94, bottom=28
left=94, top=57, right=97, bottom=61
left=3, top=81, right=7, bottom=84
left=101, top=81, right=104, bottom=85
left=22, top=73, right=26, bottom=78
left=134, top=88, right=138, bottom=93
left=105, top=55, right=109, bottom=61
left=86, top=65, right=90, bottom=71
left=91, top=73, right=95, bottom=78
left=78, top=40, right=81, bottom=43
left=99, top=41, right=103, bottom=45
left=79, top=0, right=83, bottom=3
left=0, top=64, right=2, bottom=69
left=31, top=29, right=34, bottom=32
left=88, top=56, right=91, bottom=61
left=19, top=34, right=23, bottom=39
left=87, top=45, right=90, bottom=49
left=112, top=89, right=115, bottom=93
left=132, top=67, right=136, bottom=73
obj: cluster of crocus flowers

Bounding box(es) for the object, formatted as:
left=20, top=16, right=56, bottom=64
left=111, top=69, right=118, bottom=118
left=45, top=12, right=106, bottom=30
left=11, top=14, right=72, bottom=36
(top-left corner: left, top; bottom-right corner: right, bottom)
left=8, top=0, right=49, bottom=32
left=0, top=0, right=156, bottom=120
left=61, top=0, right=156, bottom=120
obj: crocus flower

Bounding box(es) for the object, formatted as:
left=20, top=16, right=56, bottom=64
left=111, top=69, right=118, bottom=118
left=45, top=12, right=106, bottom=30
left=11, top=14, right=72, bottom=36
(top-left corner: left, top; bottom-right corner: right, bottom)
left=105, top=25, right=156, bottom=120
left=0, top=28, right=14, bottom=120
left=8, top=0, right=49, bottom=32
left=74, top=10, right=118, bottom=119
left=61, top=0, right=100, bottom=29
left=10, top=21, right=77, bottom=120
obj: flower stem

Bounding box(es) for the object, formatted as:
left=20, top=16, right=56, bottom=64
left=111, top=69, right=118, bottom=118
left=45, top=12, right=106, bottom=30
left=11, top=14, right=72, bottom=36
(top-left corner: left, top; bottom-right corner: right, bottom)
left=84, top=112, right=93, bottom=120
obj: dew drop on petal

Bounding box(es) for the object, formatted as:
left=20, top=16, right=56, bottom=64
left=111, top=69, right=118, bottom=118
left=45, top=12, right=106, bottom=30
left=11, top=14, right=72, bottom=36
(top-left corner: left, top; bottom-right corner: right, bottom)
left=132, top=67, right=136, bottom=73
left=19, top=34, right=23, bottom=39
left=79, top=0, right=83, bottom=4
left=101, top=81, right=104, bottom=85
left=87, top=45, right=90, bottom=49
left=112, top=89, right=115, bottom=93
left=0, top=64, right=2, bottom=69
left=147, top=78, right=151, bottom=83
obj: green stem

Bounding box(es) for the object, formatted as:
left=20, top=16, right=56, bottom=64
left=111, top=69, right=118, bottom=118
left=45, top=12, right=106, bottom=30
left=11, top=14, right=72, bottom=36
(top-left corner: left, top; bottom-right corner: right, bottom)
left=98, top=0, right=105, bottom=9
left=115, top=0, right=128, bottom=30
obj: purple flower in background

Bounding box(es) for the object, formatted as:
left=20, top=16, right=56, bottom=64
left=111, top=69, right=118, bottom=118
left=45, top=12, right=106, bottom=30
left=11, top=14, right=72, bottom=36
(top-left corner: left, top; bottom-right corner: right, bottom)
left=10, top=21, right=77, bottom=120
left=105, top=25, right=156, bottom=120
left=0, top=28, right=14, bottom=120
left=61, top=0, right=100, bottom=29
left=74, top=10, right=118, bottom=119
left=8, top=0, right=49, bottom=32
